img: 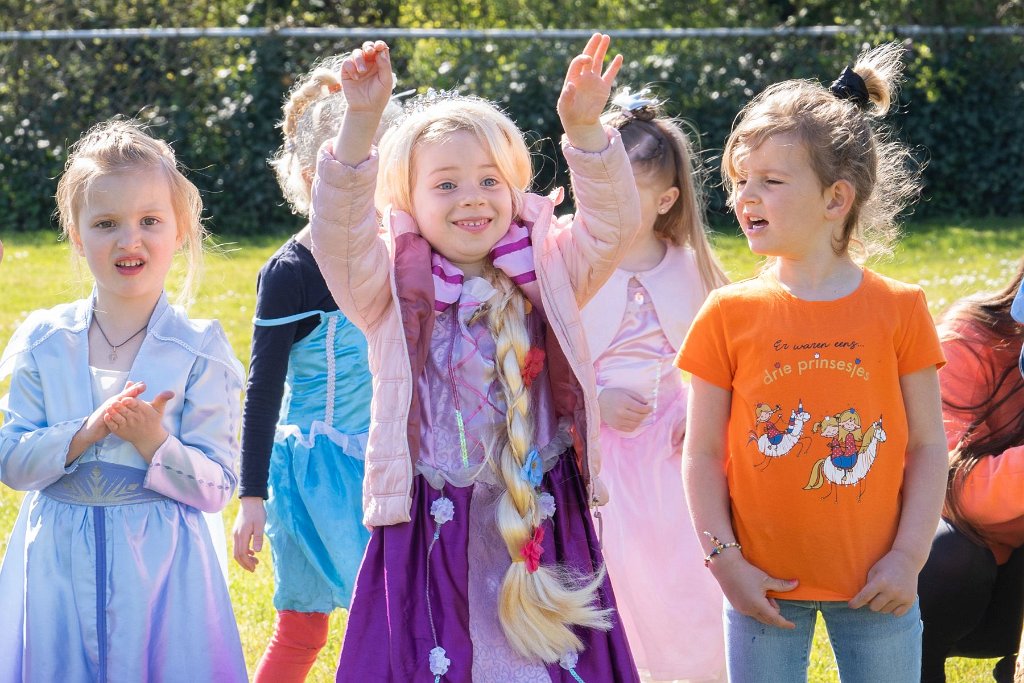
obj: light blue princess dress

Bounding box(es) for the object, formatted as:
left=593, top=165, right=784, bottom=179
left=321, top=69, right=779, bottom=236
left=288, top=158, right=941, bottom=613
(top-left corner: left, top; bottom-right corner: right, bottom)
left=0, top=295, right=248, bottom=683
left=257, top=308, right=372, bottom=612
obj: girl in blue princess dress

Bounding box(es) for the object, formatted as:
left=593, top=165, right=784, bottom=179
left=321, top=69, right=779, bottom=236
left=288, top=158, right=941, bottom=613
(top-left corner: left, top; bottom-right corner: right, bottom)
left=231, top=55, right=401, bottom=682
left=0, top=118, right=247, bottom=682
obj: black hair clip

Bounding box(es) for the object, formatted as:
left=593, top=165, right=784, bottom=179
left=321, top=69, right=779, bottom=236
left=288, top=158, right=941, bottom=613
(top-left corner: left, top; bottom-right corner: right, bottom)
left=829, top=66, right=870, bottom=108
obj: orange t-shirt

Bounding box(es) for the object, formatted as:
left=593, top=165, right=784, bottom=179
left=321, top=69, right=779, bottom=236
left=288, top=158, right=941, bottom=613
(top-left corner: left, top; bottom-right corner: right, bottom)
left=676, top=268, right=944, bottom=601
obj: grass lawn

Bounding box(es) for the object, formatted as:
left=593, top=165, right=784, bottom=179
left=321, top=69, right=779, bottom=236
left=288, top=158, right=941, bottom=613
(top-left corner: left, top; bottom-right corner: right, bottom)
left=0, top=217, right=1020, bottom=682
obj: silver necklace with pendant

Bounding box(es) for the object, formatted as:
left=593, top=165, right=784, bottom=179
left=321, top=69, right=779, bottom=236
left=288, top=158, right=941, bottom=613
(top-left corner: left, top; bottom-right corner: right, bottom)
left=92, top=312, right=147, bottom=362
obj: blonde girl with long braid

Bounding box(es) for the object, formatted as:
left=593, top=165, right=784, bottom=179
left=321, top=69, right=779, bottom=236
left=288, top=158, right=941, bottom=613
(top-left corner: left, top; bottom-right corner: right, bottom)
left=309, top=36, right=642, bottom=681
left=230, top=55, right=400, bottom=682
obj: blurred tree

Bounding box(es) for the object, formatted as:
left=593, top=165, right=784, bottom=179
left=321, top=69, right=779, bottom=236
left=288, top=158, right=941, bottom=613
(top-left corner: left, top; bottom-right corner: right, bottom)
left=0, top=0, right=1020, bottom=234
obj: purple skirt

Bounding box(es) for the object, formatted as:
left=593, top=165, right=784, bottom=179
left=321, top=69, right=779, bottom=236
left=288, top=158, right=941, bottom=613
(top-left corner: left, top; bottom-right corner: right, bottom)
left=336, top=453, right=639, bottom=682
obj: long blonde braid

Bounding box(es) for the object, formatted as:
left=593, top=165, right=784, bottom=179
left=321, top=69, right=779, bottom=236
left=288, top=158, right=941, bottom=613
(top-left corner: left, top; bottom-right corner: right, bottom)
left=281, top=68, right=340, bottom=142
left=486, top=267, right=611, bottom=663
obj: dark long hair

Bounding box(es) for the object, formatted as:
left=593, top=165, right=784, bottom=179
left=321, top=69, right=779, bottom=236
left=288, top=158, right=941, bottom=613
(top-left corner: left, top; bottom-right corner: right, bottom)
left=942, top=260, right=1024, bottom=545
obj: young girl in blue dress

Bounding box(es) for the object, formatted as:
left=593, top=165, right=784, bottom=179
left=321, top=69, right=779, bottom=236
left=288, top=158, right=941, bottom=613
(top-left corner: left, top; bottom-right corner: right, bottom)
left=231, top=55, right=400, bottom=682
left=0, top=118, right=247, bottom=682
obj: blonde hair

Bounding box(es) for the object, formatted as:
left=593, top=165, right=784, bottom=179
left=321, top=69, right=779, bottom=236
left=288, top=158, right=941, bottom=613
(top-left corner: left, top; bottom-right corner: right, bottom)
left=271, top=54, right=402, bottom=217
left=813, top=414, right=841, bottom=434
left=722, top=42, right=921, bottom=261
left=383, top=94, right=610, bottom=661
left=55, top=118, right=205, bottom=306
left=605, top=96, right=728, bottom=293
left=376, top=95, right=532, bottom=216
left=485, top=266, right=611, bottom=662
left=837, top=408, right=864, bottom=441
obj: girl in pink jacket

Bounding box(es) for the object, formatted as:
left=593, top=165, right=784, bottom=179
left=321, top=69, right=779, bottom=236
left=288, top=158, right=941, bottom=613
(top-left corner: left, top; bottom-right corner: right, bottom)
left=310, top=36, right=642, bottom=682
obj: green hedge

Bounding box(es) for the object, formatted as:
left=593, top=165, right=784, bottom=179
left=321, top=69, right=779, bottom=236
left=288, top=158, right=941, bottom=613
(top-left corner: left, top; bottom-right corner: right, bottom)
left=1, top=30, right=1021, bottom=234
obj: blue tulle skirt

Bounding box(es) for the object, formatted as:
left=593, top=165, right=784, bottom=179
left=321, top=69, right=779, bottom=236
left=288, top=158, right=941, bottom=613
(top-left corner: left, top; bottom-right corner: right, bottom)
left=266, top=423, right=370, bottom=613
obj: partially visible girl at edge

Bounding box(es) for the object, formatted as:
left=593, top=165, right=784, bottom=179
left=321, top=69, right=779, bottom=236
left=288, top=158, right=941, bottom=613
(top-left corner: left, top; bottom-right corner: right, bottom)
left=580, top=88, right=729, bottom=683
left=676, top=43, right=948, bottom=683
left=0, top=118, right=247, bottom=682
left=310, top=35, right=642, bottom=682
left=231, top=56, right=401, bottom=682
left=918, top=260, right=1024, bottom=683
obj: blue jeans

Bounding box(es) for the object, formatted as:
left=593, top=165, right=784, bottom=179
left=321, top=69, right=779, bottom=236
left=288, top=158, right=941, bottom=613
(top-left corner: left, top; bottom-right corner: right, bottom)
left=725, top=598, right=923, bottom=682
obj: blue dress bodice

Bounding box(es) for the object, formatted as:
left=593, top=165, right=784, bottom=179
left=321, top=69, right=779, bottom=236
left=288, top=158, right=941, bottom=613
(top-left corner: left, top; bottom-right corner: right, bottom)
left=258, top=309, right=372, bottom=436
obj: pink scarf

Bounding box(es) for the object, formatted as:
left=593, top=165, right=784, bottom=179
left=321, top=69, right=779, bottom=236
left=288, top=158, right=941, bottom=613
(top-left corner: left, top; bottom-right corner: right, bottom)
left=431, top=221, right=538, bottom=312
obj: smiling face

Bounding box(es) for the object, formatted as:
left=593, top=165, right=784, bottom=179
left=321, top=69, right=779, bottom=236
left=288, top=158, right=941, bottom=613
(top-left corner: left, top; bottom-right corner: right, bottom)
left=731, top=133, right=835, bottom=260
left=409, top=129, right=514, bottom=278
left=72, top=165, right=181, bottom=310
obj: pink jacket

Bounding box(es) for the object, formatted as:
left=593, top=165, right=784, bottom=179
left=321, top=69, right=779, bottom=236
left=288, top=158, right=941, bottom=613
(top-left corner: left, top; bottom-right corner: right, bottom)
left=310, top=130, right=641, bottom=526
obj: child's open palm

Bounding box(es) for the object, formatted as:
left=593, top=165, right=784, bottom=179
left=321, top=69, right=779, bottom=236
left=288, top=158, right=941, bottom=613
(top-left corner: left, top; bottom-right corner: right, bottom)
left=340, top=40, right=394, bottom=116
left=103, top=381, right=173, bottom=462
left=557, top=33, right=623, bottom=150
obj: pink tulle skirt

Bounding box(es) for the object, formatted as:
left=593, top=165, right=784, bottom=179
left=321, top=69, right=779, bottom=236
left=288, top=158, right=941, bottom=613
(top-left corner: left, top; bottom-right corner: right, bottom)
left=596, top=395, right=727, bottom=682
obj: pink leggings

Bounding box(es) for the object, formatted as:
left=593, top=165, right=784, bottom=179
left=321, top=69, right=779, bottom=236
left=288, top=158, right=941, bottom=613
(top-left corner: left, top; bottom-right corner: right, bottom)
left=253, top=610, right=330, bottom=683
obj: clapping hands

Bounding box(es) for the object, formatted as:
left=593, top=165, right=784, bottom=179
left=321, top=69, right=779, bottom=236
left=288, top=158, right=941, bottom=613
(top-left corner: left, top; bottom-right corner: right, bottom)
left=102, top=381, right=174, bottom=462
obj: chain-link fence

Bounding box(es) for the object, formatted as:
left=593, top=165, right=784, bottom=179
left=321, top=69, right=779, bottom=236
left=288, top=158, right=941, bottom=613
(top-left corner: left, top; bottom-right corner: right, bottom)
left=2, top=25, right=1022, bottom=234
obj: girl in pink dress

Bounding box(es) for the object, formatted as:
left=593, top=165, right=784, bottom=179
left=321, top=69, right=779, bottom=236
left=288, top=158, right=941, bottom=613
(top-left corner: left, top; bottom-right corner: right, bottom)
left=581, top=90, right=729, bottom=683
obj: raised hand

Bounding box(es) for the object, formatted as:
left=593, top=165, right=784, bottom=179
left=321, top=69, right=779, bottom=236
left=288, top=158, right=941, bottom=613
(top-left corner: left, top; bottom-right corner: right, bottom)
left=333, top=40, right=394, bottom=166
left=102, top=382, right=174, bottom=462
left=557, top=33, right=623, bottom=152
left=340, top=40, right=394, bottom=116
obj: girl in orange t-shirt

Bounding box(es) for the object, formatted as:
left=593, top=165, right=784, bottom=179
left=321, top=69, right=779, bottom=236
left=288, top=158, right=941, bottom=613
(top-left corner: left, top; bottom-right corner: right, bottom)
left=677, top=43, right=948, bottom=683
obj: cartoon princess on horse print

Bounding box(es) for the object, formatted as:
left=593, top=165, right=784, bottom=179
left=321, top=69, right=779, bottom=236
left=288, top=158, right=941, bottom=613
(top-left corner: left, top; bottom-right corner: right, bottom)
left=805, top=407, right=887, bottom=501
left=747, top=400, right=812, bottom=467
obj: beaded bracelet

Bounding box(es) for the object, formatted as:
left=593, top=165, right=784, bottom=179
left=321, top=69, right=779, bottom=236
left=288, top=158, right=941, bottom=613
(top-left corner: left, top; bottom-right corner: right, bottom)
left=702, top=531, right=742, bottom=568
